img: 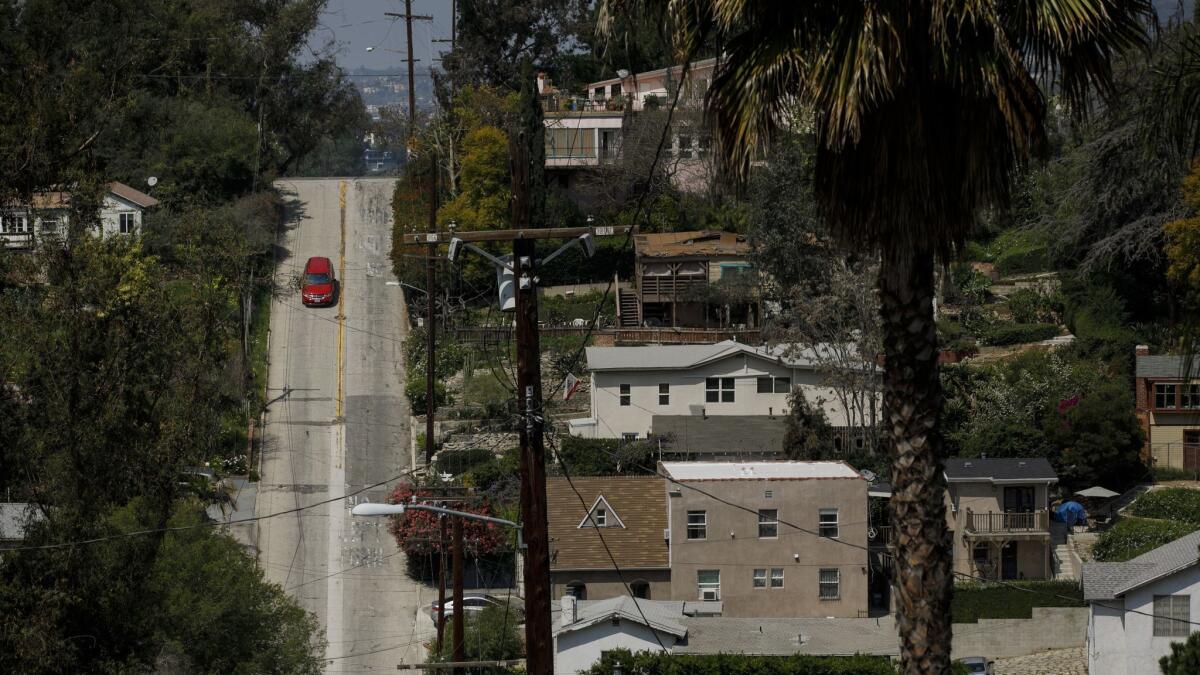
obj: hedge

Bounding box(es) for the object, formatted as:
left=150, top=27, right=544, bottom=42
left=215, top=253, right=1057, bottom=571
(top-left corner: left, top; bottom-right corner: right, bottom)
left=583, top=650, right=903, bottom=675
left=1129, top=488, right=1200, bottom=524
left=1092, top=517, right=1200, bottom=562
left=977, top=321, right=1059, bottom=346
left=952, top=581, right=1084, bottom=624
left=990, top=228, right=1050, bottom=276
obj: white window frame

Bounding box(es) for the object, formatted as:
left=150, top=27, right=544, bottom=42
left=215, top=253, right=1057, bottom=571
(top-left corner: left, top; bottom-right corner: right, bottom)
left=758, top=509, right=779, bottom=539
left=697, top=569, right=720, bottom=601
left=118, top=212, right=136, bottom=234
left=578, top=495, right=625, bottom=529
left=1153, top=595, right=1191, bottom=637
left=819, top=508, right=839, bottom=538
left=819, top=568, right=840, bottom=600
left=619, top=383, right=631, bottom=406
left=770, top=568, right=784, bottom=588
left=756, top=376, right=791, bottom=394
left=658, top=383, right=670, bottom=406
left=1, top=214, right=29, bottom=234
left=752, top=568, right=767, bottom=588
left=686, top=510, right=707, bottom=540
left=705, top=377, right=735, bottom=403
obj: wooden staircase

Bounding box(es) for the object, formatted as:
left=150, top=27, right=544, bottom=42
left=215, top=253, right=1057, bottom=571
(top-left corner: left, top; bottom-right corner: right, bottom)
left=618, top=288, right=640, bottom=327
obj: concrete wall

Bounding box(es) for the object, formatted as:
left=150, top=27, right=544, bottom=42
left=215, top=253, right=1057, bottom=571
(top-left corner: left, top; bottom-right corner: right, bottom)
left=554, top=620, right=676, bottom=674
left=551, top=569, right=671, bottom=602
left=589, top=353, right=847, bottom=439
left=952, top=606, right=1087, bottom=660
left=667, top=475, right=868, bottom=618
left=1090, top=562, right=1200, bottom=675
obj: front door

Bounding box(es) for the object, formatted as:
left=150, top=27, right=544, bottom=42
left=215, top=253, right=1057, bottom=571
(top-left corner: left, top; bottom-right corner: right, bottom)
left=1185, top=430, right=1200, bottom=470
left=1004, top=486, right=1035, bottom=513
left=1001, top=542, right=1018, bottom=580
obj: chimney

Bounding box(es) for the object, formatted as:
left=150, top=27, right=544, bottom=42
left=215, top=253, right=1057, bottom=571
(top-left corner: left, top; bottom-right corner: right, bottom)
left=1135, top=344, right=1150, bottom=357
left=561, top=594, right=578, bottom=626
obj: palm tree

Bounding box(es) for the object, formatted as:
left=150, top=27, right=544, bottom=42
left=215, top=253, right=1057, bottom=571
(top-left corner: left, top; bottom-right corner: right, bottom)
left=600, top=2, right=1149, bottom=672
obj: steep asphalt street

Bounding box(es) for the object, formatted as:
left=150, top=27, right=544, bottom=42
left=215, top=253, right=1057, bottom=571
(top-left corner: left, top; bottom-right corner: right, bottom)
left=258, top=177, right=432, bottom=674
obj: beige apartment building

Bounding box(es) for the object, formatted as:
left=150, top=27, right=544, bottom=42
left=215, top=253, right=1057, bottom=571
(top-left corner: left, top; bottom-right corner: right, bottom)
left=944, top=457, right=1058, bottom=581
left=662, top=461, right=869, bottom=618
left=547, top=476, right=671, bottom=602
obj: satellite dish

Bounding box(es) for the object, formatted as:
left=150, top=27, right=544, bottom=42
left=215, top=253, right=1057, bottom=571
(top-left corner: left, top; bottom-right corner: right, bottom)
left=147, top=176, right=158, bottom=187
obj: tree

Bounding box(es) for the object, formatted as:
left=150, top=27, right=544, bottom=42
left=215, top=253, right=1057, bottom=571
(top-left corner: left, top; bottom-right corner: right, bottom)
left=600, top=2, right=1150, bottom=671
left=1043, top=380, right=1145, bottom=490
left=1162, top=631, right=1200, bottom=675
left=428, top=602, right=523, bottom=670
left=444, top=0, right=592, bottom=89
left=385, top=483, right=511, bottom=557
left=782, top=389, right=835, bottom=460
left=438, top=126, right=513, bottom=230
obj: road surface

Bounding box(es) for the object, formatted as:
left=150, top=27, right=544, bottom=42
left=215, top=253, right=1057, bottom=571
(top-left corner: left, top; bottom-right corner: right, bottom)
left=258, top=177, right=433, bottom=673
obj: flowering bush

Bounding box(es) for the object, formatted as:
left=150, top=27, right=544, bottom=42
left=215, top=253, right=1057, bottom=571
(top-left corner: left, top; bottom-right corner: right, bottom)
left=1129, top=488, right=1200, bottom=524
left=385, top=483, right=511, bottom=557
left=1092, top=517, right=1199, bottom=562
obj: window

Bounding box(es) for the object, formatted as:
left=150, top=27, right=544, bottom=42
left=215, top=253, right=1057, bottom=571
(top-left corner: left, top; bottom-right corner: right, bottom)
left=686, top=511, right=707, bottom=540
left=753, top=568, right=767, bottom=588
left=819, top=569, right=840, bottom=600
left=118, top=212, right=136, bottom=234
left=697, top=570, right=720, bottom=601
left=619, top=384, right=631, bottom=406
left=631, top=580, right=650, bottom=599
left=1, top=214, right=29, bottom=234
left=698, top=136, right=712, bottom=157
left=678, top=135, right=692, bottom=159
left=973, top=544, right=990, bottom=565
left=1184, top=384, right=1200, bottom=409
left=593, top=86, right=605, bottom=99
left=594, top=509, right=606, bottom=527
left=770, top=568, right=784, bottom=588
left=705, top=377, right=735, bottom=403
left=758, top=509, right=779, bottom=538
left=659, top=383, right=670, bottom=406
left=1156, top=383, right=1180, bottom=409
left=40, top=219, right=59, bottom=234
left=757, top=376, right=791, bottom=394
left=1153, top=595, right=1190, bottom=637
left=819, top=508, right=839, bottom=538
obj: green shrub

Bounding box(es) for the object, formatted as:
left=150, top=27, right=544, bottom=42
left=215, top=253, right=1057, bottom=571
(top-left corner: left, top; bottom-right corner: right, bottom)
left=990, top=228, right=1050, bottom=275
left=1129, top=488, right=1200, bottom=524
left=1153, top=466, right=1200, bottom=482
left=1007, top=288, right=1061, bottom=324
left=951, top=581, right=1084, bottom=623
left=1092, top=517, right=1200, bottom=562
left=435, top=447, right=495, bottom=476
left=461, top=371, right=515, bottom=421
left=963, top=240, right=990, bottom=262
left=584, top=650, right=901, bottom=675
left=405, top=376, right=452, bottom=412
left=977, top=321, right=1059, bottom=346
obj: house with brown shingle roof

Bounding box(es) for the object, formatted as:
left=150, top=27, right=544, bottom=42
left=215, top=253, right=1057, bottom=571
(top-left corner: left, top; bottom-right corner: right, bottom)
left=1, top=181, right=158, bottom=249
left=621, top=230, right=759, bottom=328
left=548, top=475, right=670, bottom=602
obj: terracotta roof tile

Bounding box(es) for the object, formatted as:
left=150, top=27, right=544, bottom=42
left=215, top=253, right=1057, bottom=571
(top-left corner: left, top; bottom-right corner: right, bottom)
left=548, top=476, right=668, bottom=571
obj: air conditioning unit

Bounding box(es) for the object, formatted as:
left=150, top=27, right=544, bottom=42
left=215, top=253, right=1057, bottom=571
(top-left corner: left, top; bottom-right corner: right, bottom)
left=701, top=589, right=719, bottom=602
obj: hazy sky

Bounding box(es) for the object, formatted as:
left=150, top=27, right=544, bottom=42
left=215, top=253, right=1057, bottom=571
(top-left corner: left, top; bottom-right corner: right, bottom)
left=309, top=0, right=455, bottom=72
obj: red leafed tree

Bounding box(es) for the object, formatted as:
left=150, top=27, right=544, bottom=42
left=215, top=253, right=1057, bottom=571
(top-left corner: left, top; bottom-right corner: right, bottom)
left=385, top=483, right=510, bottom=556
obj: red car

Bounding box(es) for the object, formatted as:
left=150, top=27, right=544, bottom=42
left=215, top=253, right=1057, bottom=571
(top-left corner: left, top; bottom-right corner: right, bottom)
left=301, top=256, right=336, bottom=306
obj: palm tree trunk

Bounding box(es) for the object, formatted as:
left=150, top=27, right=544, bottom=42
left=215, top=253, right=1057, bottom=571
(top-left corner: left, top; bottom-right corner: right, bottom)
left=880, top=248, right=953, bottom=674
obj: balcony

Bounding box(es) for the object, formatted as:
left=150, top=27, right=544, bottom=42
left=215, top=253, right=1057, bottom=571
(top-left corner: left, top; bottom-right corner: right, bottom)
left=964, top=510, right=1050, bottom=536
left=639, top=275, right=707, bottom=302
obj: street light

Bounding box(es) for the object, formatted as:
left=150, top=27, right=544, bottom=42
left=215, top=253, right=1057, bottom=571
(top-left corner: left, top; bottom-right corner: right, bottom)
left=351, top=502, right=518, bottom=529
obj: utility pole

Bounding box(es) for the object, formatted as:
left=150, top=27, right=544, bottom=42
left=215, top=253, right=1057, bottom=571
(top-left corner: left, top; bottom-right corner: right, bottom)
left=383, top=2, right=433, bottom=126
left=425, top=160, right=438, bottom=465
left=437, top=514, right=447, bottom=650
left=510, top=130, right=553, bottom=675
left=452, top=518, right=466, bottom=674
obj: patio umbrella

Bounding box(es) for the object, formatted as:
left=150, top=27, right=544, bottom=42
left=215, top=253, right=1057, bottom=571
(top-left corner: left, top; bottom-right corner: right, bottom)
left=1075, top=486, right=1120, bottom=499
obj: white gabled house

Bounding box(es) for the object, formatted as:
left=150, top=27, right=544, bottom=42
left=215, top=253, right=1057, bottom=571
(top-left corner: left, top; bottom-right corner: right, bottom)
left=1083, top=529, right=1200, bottom=675
left=568, top=340, right=871, bottom=443
left=1, top=182, right=158, bottom=249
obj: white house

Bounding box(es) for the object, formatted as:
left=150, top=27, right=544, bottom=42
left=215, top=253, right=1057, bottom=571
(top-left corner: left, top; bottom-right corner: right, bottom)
left=568, top=340, right=867, bottom=442
left=554, top=595, right=690, bottom=674
left=1, top=182, right=158, bottom=249
left=1082, top=529, right=1200, bottom=674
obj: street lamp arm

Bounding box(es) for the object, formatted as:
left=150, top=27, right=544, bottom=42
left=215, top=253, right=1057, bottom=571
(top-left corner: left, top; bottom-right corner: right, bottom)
left=351, top=502, right=519, bottom=529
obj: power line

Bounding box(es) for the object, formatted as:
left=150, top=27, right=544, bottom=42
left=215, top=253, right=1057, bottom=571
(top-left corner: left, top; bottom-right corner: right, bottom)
left=0, top=470, right=416, bottom=552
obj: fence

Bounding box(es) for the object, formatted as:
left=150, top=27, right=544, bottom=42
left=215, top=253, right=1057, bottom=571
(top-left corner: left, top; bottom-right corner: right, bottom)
left=1149, top=442, right=1200, bottom=471
left=965, top=510, right=1049, bottom=534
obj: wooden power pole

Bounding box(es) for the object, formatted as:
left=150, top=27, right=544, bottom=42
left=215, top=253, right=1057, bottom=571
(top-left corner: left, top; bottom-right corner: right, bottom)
left=437, top=514, right=448, bottom=650
left=452, top=518, right=465, bottom=674
left=384, top=2, right=432, bottom=125
left=425, top=162, right=438, bottom=465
